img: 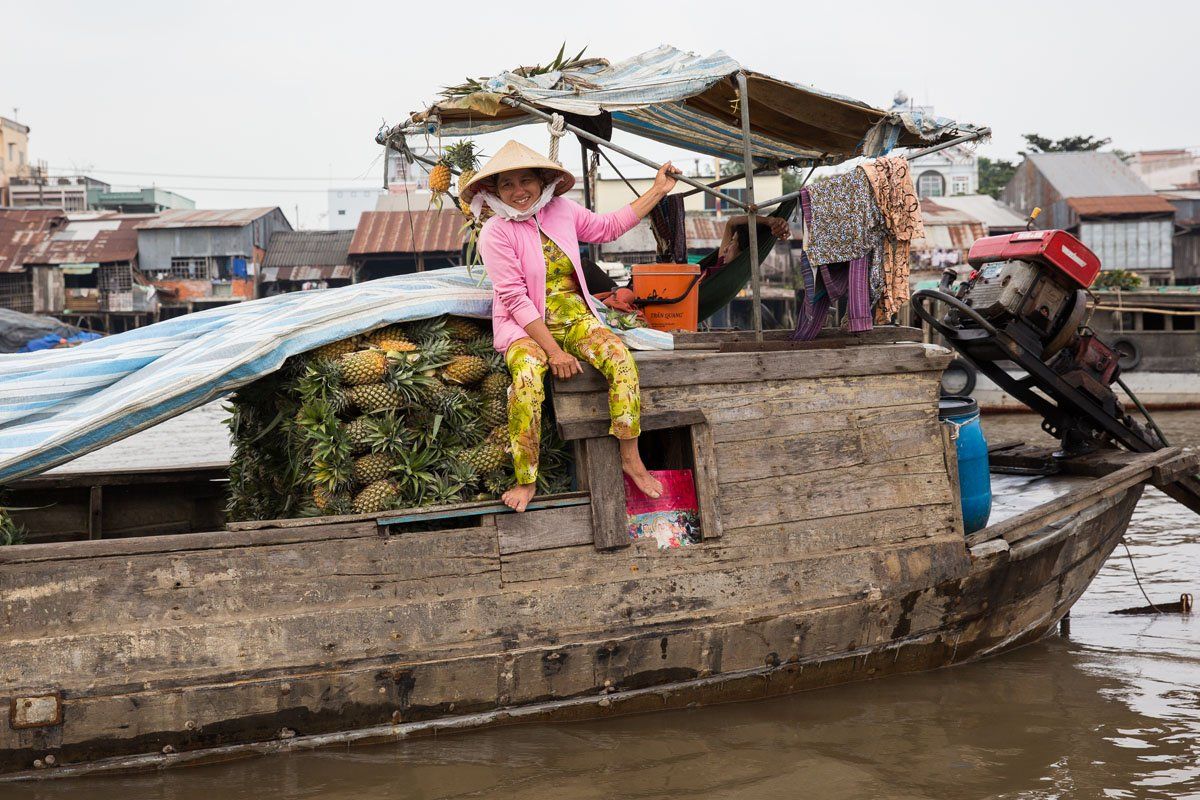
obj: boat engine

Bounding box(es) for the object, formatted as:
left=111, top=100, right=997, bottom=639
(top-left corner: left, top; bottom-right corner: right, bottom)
left=911, top=228, right=1163, bottom=457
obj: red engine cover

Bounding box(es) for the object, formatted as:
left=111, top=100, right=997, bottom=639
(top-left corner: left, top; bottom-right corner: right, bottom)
left=967, top=229, right=1101, bottom=289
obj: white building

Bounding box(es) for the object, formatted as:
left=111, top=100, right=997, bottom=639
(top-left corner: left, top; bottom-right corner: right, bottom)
left=327, top=187, right=384, bottom=230
left=891, top=92, right=978, bottom=198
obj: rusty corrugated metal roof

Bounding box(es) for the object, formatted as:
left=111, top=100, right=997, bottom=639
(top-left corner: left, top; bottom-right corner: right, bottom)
left=262, top=265, right=355, bottom=282
left=1066, top=195, right=1176, bottom=216
left=0, top=210, right=66, bottom=273
left=137, top=207, right=280, bottom=229
left=913, top=200, right=985, bottom=252
left=24, top=214, right=156, bottom=265
left=349, top=211, right=466, bottom=255
left=264, top=230, right=354, bottom=268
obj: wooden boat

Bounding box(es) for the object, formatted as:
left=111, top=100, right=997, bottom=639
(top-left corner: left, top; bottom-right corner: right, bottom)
left=2, top=329, right=1193, bottom=780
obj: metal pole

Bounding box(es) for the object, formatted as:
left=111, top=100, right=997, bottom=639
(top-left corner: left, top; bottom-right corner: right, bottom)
left=681, top=158, right=801, bottom=197
left=580, top=138, right=598, bottom=263
left=753, top=127, right=993, bottom=211
left=500, top=99, right=754, bottom=212
left=737, top=72, right=764, bottom=342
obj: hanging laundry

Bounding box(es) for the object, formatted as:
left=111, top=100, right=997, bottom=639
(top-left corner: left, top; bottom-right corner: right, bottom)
left=800, top=168, right=883, bottom=266
left=648, top=193, right=687, bottom=263
left=860, top=157, right=924, bottom=323
left=790, top=251, right=872, bottom=341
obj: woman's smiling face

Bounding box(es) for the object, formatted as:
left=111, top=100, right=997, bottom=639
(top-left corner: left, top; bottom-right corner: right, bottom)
left=495, top=169, right=545, bottom=212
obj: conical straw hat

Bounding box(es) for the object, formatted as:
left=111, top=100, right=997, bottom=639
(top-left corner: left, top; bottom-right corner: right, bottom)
left=460, top=140, right=575, bottom=203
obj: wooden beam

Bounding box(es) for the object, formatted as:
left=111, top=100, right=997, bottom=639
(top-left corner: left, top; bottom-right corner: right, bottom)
left=87, top=485, right=103, bottom=541
left=690, top=421, right=722, bottom=540
left=582, top=436, right=629, bottom=550
left=558, top=409, right=707, bottom=442
left=553, top=344, right=953, bottom=394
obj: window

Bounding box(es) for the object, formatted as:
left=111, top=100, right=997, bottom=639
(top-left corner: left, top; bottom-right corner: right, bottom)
left=705, top=188, right=747, bottom=212
left=169, top=256, right=214, bottom=279
left=337, top=209, right=346, bottom=215
left=917, top=170, right=945, bottom=198
left=1142, top=312, right=1166, bottom=331
left=6, top=143, right=13, bottom=161
left=1174, top=314, right=1196, bottom=331
left=951, top=175, right=970, bottom=195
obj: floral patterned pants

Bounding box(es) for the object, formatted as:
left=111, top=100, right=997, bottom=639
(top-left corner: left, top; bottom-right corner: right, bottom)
left=505, top=317, right=641, bottom=484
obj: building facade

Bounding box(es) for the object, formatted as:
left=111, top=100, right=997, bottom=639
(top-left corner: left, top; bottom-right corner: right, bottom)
left=89, top=187, right=195, bottom=214
left=0, top=116, right=31, bottom=206
left=1002, top=152, right=1177, bottom=281
left=328, top=187, right=385, bottom=230
left=137, top=208, right=293, bottom=309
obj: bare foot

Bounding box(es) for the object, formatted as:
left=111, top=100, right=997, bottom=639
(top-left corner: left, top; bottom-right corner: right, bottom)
left=621, top=457, right=663, bottom=499
left=501, top=482, right=537, bottom=512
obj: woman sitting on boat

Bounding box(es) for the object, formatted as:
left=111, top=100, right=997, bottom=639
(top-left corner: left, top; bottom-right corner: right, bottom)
left=463, top=140, right=680, bottom=512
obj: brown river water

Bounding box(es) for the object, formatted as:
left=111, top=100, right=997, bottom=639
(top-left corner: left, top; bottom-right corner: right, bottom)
left=12, top=408, right=1200, bottom=799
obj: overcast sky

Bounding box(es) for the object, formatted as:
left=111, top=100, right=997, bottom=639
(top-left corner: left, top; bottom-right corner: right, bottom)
left=5, top=0, right=1196, bottom=228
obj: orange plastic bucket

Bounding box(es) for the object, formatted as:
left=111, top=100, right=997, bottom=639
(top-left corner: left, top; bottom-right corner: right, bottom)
left=630, top=263, right=701, bottom=332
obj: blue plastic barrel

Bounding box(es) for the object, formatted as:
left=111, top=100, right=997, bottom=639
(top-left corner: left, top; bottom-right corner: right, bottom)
left=939, top=396, right=992, bottom=534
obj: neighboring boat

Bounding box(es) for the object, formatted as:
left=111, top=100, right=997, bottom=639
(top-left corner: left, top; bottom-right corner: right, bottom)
left=1, top=328, right=1193, bottom=780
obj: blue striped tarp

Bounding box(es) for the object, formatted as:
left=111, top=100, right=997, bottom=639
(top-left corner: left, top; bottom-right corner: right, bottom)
left=402, top=45, right=980, bottom=164
left=0, top=267, right=671, bottom=483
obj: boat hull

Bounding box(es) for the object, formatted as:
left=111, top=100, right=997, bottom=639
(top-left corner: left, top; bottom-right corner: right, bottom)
left=0, top=481, right=1140, bottom=780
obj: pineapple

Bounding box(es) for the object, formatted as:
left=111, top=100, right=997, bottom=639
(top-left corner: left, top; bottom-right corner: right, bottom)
left=444, top=316, right=484, bottom=341
left=366, top=326, right=417, bottom=354
left=480, top=397, right=507, bottom=430
left=445, top=340, right=470, bottom=357
left=481, top=372, right=511, bottom=404
left=310, top=338, right=359, bottom=362
left=443, top=355, right=489, bottom=386
left=353, top=480, right=400, bottom=514
left=486, top=425, right=508, bottom=446
left=343, top=417, right=374, bottom=455
left=465, top=441, right=507, bottom=475
left=338, top=350, right=388, bottom=386
left=445, top=141, right=480, bottom=192
left=429, top=159, right=452, bottom=195
left=312, top=486, right=351, bottom=513
left=347, top=383, right=404, bottom=413
left=403, top=317, right=447, bottom=344
left=353, top=452, right=396, bottom=485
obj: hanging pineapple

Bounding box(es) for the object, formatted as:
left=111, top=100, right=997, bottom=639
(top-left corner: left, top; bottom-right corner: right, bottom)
left=445, top=140, right=481, bottom=197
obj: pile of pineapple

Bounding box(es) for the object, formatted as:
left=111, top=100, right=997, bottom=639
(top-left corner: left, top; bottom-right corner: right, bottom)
left=225, top=315, right=571, bottom=522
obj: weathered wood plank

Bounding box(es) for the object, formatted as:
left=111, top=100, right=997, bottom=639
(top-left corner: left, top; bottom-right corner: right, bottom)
left=712, top=409, right=941, bottom=484
left=690, top=421, right=722, bottom=539
left=941, top=423, right=965, bottom=537
left=499, top=503, right=961, bottom=587
left=558, top=409, right=706, bottom=442
left=496, top=503, right=594, bottom=555
left=10, top=464, right=229, bottom=490
left=0, top=523, right=503, bottom=640
left=671, top=326, right=922, bottom=347
left=3, top=537, right=967, bottom=689
left=965, top=448, right=1178, bottom=548
left=583, top=437, right=629, bottom=550
left=553, top=344, right=953, bottom=394
left=0, top=522, right=382, bottom=565
left=718, top=456, right=954, bottom=529
left=553, top=371, right=940, bottom=429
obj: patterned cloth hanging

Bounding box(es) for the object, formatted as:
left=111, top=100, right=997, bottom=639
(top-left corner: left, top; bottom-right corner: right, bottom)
left=648, top=194, right=687, bottom=263
left=790, top=251, right=872, bottom=341
left=860, top=157, right=923, bottom=323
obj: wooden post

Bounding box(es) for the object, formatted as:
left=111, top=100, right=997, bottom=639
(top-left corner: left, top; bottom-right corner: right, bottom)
left=690, top=421, right=722, bottom=539
left=88, top=485, right=103, bottom=540
left=582, top=437, right=629, bottom=550
left=736, top=72, right=763, bottom=342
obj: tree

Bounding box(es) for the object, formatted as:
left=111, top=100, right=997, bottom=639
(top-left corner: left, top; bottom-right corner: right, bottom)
left=1020, top=133, right=1111, bottom=154
left=978, top=157, right=1017, bottom=199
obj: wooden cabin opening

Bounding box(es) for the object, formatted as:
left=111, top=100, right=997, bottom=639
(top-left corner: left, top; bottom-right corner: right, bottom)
left=637, top=426, right=697, bottom=473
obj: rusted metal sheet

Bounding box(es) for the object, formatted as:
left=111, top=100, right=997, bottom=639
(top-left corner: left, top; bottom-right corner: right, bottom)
left=1067, top=195, right=1177, bottom=216
left=137, top=208, right=280, bottom=229
left=0, top=210, right=65, bottom=274
left=263, top=230, right=354, bottom=268
left=261, top=265, right=353, bottom=282
left=1080, top=219, right=1174, bottom=270
left=349, top=211, right=466, bottom=255
left=9, top=694, right=62, bottom=729
left=23, top=214, right=153, bottom=266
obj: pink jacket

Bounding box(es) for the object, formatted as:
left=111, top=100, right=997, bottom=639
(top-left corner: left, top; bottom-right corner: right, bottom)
left=479, top=196, right=640, bottom=353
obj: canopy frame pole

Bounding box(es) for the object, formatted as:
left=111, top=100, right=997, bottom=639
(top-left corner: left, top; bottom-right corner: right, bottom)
left=501, top=98, right=754, bottom=212
left=580, top=138, right=598, bottom=262
left=678, top=160, right=796, bottom=199
left=736, top=72, right=764, bottom=342
left=753, top=126, right=993, bottom=211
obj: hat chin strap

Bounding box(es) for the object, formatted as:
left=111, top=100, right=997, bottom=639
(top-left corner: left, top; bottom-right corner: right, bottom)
left=471, top=178, right=562, bottom=222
